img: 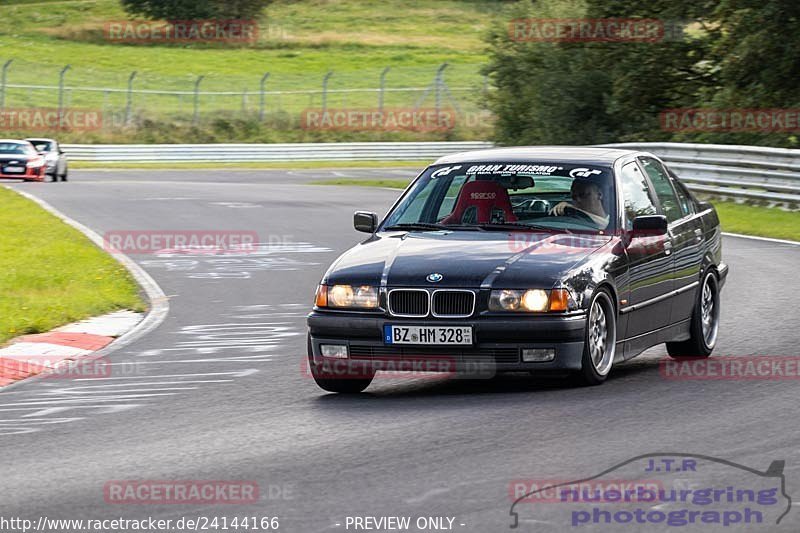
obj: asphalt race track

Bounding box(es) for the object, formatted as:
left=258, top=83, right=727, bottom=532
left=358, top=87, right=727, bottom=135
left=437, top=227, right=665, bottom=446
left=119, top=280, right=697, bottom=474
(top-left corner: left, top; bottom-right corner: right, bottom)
left=2, top=169, right=800, bottom=532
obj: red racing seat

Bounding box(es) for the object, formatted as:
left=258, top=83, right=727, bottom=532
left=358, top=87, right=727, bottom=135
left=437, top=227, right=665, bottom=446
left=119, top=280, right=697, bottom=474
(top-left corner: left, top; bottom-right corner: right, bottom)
left=441, top=180, right=518, bottom=225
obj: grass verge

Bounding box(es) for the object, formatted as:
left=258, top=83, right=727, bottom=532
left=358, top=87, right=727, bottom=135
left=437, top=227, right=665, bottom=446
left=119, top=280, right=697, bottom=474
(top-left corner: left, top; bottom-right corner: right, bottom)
left=310, top=178, right=412, bottom=188
left=0, top=187, right=145, bottom=344
left=714, top=201, right=800, bottom=242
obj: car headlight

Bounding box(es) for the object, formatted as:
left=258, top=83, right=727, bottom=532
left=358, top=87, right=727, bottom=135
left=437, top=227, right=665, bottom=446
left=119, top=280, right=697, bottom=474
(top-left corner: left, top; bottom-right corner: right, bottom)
left=489, top=289, right=573, bottom=312
left=315, top=284, right=379, bottom=309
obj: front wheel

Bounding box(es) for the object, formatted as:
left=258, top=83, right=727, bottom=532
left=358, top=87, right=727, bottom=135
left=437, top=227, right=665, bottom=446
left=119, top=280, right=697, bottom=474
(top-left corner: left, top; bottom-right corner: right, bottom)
left=307, top=338, right=374, bottom=393
left=667, top=270, right=720, bottom=358
left=577, top=289, right=617, bottom=385
left=309, top=361, right=375, bottom=393
left=60, top=166, right=68, bottom=181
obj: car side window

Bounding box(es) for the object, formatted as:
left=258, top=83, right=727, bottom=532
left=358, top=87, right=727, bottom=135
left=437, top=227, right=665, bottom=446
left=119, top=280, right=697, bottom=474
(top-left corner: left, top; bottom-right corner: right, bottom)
left=639, top=157, right=682, bottom=223
left=619, top=162, right=657, bottom=229
left=671, top=178, right=694, bottom=218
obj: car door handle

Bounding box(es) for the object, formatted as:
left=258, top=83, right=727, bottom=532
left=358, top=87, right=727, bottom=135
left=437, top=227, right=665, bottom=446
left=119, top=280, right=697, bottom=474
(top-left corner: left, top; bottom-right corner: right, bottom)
left=663, top=240, right=673, bottom=255
left=694, top=228, right=703, bottom=241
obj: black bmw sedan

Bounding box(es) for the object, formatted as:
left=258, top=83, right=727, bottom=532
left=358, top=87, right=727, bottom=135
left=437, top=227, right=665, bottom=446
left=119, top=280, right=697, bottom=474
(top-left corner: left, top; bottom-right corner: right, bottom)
left=307, top=147, right=728, bottom=392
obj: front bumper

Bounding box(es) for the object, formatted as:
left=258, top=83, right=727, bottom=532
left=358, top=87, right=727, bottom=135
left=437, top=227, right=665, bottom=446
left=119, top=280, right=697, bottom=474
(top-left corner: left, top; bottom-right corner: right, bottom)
left=308, top=311, right=587, bottom=373
left=0, top=167, right=45, bottom=181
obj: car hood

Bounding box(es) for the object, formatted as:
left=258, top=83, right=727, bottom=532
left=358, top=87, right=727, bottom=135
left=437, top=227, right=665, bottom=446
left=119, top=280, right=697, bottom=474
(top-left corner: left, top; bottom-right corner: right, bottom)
left=325, top=230, right=612, bottom=289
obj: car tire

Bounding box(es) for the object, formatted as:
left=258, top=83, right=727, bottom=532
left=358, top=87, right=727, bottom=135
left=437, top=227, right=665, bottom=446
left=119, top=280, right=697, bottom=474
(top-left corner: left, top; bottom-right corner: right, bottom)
left=307, top=338, right=374, bottom=393
left=666, top=270, right=720, bottom=359
left=48, top=172, right=57, bottom=182
left=577, top=288, right=617, bottom=386
left=60, top=167, right=68, bottom=181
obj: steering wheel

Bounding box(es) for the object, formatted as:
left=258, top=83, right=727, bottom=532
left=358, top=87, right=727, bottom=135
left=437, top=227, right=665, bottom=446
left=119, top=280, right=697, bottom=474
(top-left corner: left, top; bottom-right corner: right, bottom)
left=562, top=205, right=596, bottom=225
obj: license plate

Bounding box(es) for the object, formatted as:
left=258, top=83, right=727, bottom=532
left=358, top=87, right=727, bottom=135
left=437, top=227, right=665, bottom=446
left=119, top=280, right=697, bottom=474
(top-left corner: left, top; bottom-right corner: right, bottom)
left=3, top=166, right=24, bottom=173
left=384, top=325, right=473, bottom=346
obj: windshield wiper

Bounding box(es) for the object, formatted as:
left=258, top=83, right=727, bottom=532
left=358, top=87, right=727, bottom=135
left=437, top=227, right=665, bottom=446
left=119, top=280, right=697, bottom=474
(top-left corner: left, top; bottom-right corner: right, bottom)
left=475, top=222, right=572, bottom=234
left=384, top=222, right=450, bottom=232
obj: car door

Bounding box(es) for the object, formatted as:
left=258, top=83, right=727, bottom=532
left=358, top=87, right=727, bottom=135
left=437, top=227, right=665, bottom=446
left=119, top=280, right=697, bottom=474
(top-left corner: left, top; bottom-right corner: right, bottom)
left=618, top=160, right=673, bottom=344
left=638, top=157, right=704, bottom=326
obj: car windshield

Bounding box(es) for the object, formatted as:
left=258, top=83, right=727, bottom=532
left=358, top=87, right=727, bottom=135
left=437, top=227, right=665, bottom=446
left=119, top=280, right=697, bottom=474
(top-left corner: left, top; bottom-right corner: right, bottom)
left=28, top=140, right=52, bottom=152
left=382, top=161, right=617, bottom=233
left=0, top=143, right=32, bottom=155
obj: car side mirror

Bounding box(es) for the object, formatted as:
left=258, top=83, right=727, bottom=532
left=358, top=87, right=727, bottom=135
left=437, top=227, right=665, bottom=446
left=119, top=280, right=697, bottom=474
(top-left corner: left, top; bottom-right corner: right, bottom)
left=632, top=215, right=668, bottom=236
left=354, top=211, right=378, bottom=233
left=58, top=149, right=65, bottom=155
left=697, top=200, right=713, bottom=211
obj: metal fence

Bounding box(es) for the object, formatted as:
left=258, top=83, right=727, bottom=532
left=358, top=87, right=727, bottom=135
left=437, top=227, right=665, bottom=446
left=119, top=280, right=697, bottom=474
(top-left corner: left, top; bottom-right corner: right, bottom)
left=0, top=59, right=486, bottom=126
left=602, top=142, right=800, bottom=204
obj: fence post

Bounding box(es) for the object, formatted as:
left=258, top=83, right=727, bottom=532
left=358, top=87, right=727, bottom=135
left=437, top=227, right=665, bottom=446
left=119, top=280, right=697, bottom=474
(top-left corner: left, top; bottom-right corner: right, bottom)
left=193, top=75, right=204, bottom=125
left=435, top=63, right=448, bottom=123
left=259, top=72, right=270, bottom=121
left=0, top=59, right=12, bottom=109
left=321, top=71, right=333, bottom=114
left=126, top=70, right=137, bottom=125
left=58, top=64, right=71, bottom=128
left=379, top=66, right=390, bottom=113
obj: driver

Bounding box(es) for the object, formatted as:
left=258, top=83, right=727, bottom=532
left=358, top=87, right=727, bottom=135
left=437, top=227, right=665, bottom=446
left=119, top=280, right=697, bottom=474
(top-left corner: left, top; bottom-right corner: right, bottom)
left=550, top=179, right=609, bottom=227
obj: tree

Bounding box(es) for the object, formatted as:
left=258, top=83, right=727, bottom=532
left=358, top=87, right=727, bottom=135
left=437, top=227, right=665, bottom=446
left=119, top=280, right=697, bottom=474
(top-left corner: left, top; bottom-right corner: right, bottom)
left=120, top=0, right=272, bottom=20
left=485, top=0, right=718, bottom=145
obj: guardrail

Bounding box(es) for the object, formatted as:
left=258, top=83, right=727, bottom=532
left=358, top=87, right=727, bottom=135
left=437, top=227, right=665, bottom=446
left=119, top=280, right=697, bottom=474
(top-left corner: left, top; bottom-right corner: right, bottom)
left=601, top=142, right=800, bottom=204
left=61, top=140, right=799, bottom=205
left=62, top=142, right=494, bottom=163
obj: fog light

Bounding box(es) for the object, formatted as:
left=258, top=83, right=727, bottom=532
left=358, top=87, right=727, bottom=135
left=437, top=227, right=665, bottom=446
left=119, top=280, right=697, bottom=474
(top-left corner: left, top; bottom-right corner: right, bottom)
left=522, top=348, right=555, bottom=362
left=321, top=344, right=349, bottom=359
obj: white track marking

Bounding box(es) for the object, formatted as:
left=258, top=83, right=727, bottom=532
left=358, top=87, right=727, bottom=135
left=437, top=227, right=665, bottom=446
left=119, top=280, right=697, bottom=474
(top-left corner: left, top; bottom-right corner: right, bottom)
left=722, top=232, right=800, bottom=246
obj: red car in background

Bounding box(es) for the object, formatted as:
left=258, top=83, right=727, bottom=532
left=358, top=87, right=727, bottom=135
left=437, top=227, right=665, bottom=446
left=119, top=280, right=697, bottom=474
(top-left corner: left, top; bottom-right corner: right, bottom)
left=0, top=140, right=47, bottom=182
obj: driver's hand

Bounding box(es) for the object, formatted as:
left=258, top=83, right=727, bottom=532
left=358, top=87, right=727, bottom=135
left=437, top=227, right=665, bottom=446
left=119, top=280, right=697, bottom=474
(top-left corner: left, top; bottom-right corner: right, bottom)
left=550, top=201, right=570, bottom=216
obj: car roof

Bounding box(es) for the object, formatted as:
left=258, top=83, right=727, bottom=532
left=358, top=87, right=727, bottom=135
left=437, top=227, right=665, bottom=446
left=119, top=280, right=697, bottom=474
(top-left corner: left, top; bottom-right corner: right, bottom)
left=25, top=138, right=56, bottom=142
left=433, top=146, right=637, bottom=166
left=0, top=139, right=31, bottom=144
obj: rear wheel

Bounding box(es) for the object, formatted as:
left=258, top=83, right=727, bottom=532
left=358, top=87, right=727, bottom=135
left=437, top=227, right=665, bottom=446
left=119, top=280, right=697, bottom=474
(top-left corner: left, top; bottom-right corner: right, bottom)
left=577, top=289, right=617, bottom=385
left=667, top=270, right=719, bottom=358
left=60, top=166, right=68, bottom=181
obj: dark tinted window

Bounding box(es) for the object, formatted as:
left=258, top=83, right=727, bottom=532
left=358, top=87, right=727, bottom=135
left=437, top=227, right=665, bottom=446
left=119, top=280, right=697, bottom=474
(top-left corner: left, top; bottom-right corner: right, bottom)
left=639, top=157, right=682, bottom=223
left=619, top=161, right=657, bottom=228
left=29, top=140, right=53, bottom=152
left=672, top=178, right=694, bottom=218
